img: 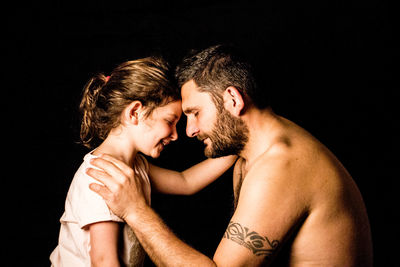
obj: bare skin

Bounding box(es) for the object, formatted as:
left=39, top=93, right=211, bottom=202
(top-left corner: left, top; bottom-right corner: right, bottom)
left=88, top=80, right=373, bottom=266
left=84, top=99, right=236, bottom=266
left=224, top=116, right=373, bottom=266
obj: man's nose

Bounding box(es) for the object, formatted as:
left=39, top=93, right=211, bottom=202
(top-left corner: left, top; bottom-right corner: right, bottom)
left=186, top=119, right=199, bottom=137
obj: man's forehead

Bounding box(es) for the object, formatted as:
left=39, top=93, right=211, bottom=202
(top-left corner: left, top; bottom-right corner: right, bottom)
left=181, top=80, right=200, bottom=98
left=181, top=80, right=202, bottom=109
left=181, top=81, right=217, bottom=116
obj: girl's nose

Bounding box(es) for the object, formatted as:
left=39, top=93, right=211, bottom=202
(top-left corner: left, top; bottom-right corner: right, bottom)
left=170, top=126, right=178, bottom=141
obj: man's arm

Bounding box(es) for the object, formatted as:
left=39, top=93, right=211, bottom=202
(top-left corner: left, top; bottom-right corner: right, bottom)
left=87, top=153, right=308, bottom=266
left=125, top=203, right=216, bottom=266
left=87, top=154, right=216, bottom=266
left=214, top=152, right=311, bottom=266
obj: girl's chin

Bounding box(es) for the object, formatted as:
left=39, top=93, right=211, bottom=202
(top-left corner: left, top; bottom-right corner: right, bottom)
left=148, top=144, right=164, bottom=158
left=150, top=152, right=161, bottom=159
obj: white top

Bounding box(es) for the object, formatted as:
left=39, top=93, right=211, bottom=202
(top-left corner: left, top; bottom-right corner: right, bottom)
left=50, top=152, right=151, bottom=267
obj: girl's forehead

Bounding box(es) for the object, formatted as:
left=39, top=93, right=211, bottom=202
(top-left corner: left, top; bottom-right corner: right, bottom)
left=153, top=100, right=182, bottom=118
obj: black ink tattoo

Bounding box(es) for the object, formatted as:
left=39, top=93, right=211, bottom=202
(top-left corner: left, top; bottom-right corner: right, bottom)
left=223, top=221, right=280, bottom=257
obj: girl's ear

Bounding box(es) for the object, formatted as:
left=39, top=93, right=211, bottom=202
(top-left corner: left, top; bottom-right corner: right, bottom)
left=223, top=86, right=245, bottom=117
left=122, top=101, right=143, bottom=125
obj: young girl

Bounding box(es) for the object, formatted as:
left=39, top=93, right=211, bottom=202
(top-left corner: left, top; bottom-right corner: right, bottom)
left=50, top=57, right=236, bottom=267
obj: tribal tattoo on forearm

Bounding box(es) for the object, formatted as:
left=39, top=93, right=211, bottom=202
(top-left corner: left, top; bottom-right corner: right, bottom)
left=223, top=221, right=280, bottom=257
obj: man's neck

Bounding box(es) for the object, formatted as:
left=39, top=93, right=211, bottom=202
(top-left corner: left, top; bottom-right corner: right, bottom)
left=239, top=107, right=284, bottom=169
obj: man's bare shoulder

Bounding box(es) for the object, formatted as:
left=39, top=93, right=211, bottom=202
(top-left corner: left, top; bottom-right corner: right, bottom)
left=237, top=140, right=315, bottom=214
left=246, top=139, right=314, bottom=182
left=240, top=134, right=338, bottom=210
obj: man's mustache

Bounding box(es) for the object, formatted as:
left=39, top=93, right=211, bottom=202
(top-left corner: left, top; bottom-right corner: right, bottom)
left=197, top=134, right=209, bottom=142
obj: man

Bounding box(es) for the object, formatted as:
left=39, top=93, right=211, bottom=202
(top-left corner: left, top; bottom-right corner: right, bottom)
left=88, top=45, right=373, bottom=266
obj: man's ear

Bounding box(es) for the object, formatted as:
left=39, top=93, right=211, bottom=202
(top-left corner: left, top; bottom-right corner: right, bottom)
left=122, top=101, right=143, bottom=125
left=223, top=86, right=245, bottom=116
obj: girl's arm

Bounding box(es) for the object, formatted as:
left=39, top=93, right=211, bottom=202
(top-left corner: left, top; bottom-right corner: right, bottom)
left=88, top=221, right=121, bottom=267
left=149, top=155, right=237, bottom=195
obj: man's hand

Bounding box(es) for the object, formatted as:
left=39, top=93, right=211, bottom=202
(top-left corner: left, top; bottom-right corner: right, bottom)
left=87, top=154, right=216, bottom=267
left=87, top=154, right=147, bottom=221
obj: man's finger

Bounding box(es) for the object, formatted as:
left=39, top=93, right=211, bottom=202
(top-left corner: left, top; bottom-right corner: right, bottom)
left=90, top=157, right=127, bottom=184
left=86, top=167, right=119, bottom=192
left=89, top=183, right=113, bottom=200
left=100, top=153, right=134, bottom=176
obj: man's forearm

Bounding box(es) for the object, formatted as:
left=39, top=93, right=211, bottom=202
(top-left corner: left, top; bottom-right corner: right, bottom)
left=125, top=205, right=216, bottom=267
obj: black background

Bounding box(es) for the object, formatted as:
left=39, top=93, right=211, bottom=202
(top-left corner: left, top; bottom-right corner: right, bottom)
left=6, top=0, right=398, bottom=266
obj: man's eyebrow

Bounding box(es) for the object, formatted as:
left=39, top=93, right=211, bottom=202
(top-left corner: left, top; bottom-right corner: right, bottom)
left=183, top=106, right=200, bottom=115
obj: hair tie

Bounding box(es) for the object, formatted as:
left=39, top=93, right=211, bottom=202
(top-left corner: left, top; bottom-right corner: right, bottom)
left=105, top=76, right=110, bottom=82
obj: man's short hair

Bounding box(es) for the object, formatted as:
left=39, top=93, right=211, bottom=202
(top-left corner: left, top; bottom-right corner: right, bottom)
left=175, top=44, right=271, bottom=110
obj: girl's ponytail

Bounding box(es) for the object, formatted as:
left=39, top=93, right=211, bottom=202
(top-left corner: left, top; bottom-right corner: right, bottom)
left=79, top=73, right=108, bottom=148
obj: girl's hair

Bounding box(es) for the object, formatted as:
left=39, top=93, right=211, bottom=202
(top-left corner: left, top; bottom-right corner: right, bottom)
left=79, top=57, right=180, bottom=148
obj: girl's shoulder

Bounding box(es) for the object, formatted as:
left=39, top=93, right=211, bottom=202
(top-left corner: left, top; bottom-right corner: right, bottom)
left=68, top=151, right=101, bottom=191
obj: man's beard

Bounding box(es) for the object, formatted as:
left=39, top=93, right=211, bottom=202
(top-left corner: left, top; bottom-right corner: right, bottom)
left=200, top=108, right=249, bottom=158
